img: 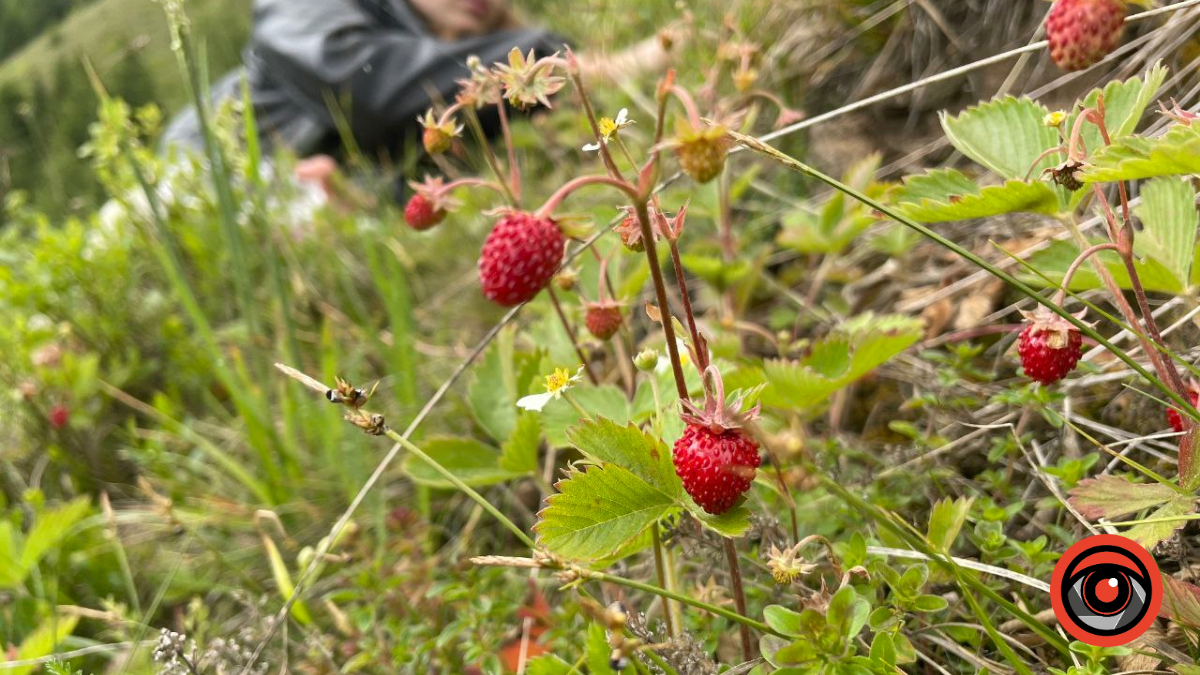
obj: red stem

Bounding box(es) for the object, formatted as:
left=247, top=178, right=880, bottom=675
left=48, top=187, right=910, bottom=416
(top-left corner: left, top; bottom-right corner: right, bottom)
left=536, top=175, right=639, bottom=218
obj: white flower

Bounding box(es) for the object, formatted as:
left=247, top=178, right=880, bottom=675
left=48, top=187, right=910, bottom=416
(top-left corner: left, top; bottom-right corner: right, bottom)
left=656, top=338, right=695, bottom=374
left=517, top=366, right=584, bottom=412
left=583, top=108, right=635, bottom=152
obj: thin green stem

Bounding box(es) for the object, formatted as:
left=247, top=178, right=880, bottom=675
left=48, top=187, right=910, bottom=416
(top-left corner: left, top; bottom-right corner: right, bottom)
left=583, top=568, right=782, bottom=637
left=651, top=526, right=676, bottom=637
left=729, top=130, right=1200, bottom=426
left=463, top=105, right=518, bottom=206
left=547, top=286, right=600, bottom=386
left=384, top=428, right=535, bottom=548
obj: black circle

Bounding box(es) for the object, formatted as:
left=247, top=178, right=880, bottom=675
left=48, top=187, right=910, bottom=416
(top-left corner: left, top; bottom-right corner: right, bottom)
left=1080, top=565, right=1131, bottom=614
left=1058, top=545, right=1152, bottom=637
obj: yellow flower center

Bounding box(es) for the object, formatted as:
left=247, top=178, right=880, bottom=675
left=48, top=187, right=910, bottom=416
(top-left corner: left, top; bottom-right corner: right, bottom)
left=598, top=117, right=618, bottom=140
left=544, top=367, right=573, bottom=393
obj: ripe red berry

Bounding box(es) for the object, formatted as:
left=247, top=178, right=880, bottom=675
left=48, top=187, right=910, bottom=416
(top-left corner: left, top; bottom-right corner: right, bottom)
left=673, top=423, right=761, bottom=515
left=48, top=404, right=70, bottom=429
left=1046, top=0, right=1127, bottom=72
left=1167, top=382, right=1200, bottom=432
left=585, top=304, right=623, bottom=340
left=1017, top=310, right=1084, bottom=385
left=404, top=193, right=446, bottom=230
left=478, top=212, right=565, bottom=307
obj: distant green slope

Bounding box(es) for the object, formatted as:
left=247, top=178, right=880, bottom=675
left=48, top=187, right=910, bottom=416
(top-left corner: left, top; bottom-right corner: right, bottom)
left=0, top=0, right=251, bottom=112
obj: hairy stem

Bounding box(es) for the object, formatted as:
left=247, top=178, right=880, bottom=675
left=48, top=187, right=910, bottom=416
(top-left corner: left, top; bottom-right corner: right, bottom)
left=548, top=286, right=600, bottom=385
left=723, top=539, right=754, bottom=660
left=634, top=199, right=689, bottom=401
left=463, top=106, right=518, bottom=206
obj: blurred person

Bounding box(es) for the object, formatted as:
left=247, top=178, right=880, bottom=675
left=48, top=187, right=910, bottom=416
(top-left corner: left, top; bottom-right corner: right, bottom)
left=161, top=0, right=677, bottom=198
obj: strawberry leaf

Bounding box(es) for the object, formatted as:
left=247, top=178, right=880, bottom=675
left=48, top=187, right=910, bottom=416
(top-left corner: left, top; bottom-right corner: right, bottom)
left=940, top=96, right=1060, bottom=180
left=761, top=313, right=923, bottom=411
left=892, top=169, right=1062, bottom=222
left=535, top=464, right=679, bottom=561
left=1134, top=177, right=1199, bottom=291
left=1124, top=496, right=1195, bottom=549
left=402, top=437, right=524, bottom=488
left=1161, top=574, right=1200, bottom=629
left=500, top=412, right=542, bottom=474
left=1066, top=62, right=1167, bottom=157
left=1068, top=474, right=1179, bottom=520
left=567, top=417, right=681, bottom=499
left=1083, top=121, right=1200, bottom=183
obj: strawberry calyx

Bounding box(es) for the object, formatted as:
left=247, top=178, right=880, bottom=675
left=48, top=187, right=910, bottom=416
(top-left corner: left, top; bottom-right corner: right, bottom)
left=680, top=364, right=760, bottom=434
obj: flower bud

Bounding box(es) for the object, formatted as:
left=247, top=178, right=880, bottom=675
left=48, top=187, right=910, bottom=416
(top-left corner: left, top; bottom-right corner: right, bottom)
left=634, top=348, right=660, bottom=372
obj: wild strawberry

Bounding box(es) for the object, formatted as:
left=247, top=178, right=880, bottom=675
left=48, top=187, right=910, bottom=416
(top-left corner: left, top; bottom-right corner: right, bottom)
left=405, top=176, right=459, bottom=230
left=478, top=212, right=565, bottom=306
left=1017, top=308, right=1084, bottom=385
left=673, top=121, right=730, bottom=184
left=673, top=366, right=761, bottom=515
left=614, top=212, right=646, bottom=252
left=418, top=110, right=462, bottom=155
left=404, top=194, right=445, bottom=230
left=584, top=303, right=623, bottom=340
left=1167, top=380, right=1200, bottom=432
left=48, top=404, right=70, bottom=429
left=1046, top=0, right=1128, bottom=72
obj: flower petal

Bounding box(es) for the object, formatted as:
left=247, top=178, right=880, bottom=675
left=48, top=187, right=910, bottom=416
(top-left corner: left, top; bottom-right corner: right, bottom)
left=516, top=392, right=555, bottom=412
left=582, top=142, right=602, bottom=152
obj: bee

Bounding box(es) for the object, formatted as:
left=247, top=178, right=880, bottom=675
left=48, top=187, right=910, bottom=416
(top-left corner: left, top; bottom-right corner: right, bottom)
left=346, top=410, right=387, bottom=436
left=275, top=364, right=377, bottom=408
left=577, top=597, right=667, bottom=672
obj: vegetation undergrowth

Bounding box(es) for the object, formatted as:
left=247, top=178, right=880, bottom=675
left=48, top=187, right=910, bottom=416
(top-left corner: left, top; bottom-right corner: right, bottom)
left=8, top=1, right=1200, bottom=674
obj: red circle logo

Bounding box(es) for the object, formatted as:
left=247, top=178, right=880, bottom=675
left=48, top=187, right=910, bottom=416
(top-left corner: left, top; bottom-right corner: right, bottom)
left=1050, top=534, right=1161, bottom=646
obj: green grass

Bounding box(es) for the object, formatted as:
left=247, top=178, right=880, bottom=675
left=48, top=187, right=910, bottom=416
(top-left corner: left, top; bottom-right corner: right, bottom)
left=0, top=0, right=250, bottom=110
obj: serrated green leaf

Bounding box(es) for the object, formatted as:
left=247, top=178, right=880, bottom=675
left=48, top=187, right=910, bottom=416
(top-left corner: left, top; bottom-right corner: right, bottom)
left=893, top=169, right=1062, bottom=222
left=468, top=329, right=517, bottom=442
left=1067, top=62, right=1168, bottom=156
left=1067, top=474, right=1178, bottom=520
left=1084, top=121, right=1200, bottom=183
left=693, top=504, right=752, bottom=537
left=1026, top=239, right=1187, bottom=294
left=1161, top=574, right=1200, bottom=629
left=19, top=497, right=91, bottom=573
left=941, top=96, right=1060, bottom=180
left=1124, top=495, right=1195, bottom=549
left=762, top=314, right=923, bottom=411
left=402, top=437, right=523, bottom=488
left=12, top=616, right=79, bottom=675
left=541, top=385, right=632, bottom=447
left=535, top=465, right=678, bottom=561
left=500, top=413, right=542, bottom=474
left=1134, top=177, right=1198, bottom=289
left=567, top=418, right=680, bottom=498
left=927, top=497, right=972, bottom=552
left=527, top=655, right=575, bottom=675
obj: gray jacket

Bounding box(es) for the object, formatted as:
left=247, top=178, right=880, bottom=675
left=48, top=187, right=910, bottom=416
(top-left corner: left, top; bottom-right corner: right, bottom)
left=162, top=0, right=563, bottom=159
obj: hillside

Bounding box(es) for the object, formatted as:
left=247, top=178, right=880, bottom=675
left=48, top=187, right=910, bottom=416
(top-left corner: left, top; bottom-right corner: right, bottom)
left=0, top=0, right=251, bottom=113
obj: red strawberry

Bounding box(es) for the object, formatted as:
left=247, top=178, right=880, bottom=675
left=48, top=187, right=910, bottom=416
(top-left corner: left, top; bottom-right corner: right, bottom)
left=1167, top=381, right=1200, bottom=432
left=1017, top=308, right=1084, bottom=385
left=584, top=304, right=623, bottom=340
left=674, top=424, right=761, bottom=515
left=1046, top=0, right=1128, bottom=72
left=478, top=212, right=565, bottom=306
left=673, top=366, right=761, bottom=515
left=404, top=194, right=445, bottom=230
left=48, top=404, right=70, bottom=429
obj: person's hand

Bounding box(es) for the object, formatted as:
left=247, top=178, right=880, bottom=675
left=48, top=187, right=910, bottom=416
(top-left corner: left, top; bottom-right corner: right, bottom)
left=294, top=154, right=339, bottom=200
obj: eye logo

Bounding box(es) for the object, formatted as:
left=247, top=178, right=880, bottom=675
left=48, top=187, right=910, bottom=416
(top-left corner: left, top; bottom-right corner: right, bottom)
left=1050, top=534, right=1162, bottom=646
